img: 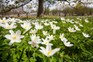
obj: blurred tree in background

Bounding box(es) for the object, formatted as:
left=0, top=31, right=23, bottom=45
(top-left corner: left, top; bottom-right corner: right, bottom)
left=0, top=0, right=93, bottom=18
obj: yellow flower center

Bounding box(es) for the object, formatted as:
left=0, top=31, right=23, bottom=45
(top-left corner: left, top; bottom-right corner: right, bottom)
left=7, top=25, right=11, bottom=29
left=45, top=41, right=48, bottom=45
left=47, top=51, right=52, bottom=55
left=70, top=29, right=73, bottom=32
left=61, top=36, right=64, bottom=39
left=12, top=35, right=17, bottom=39
left=2, top=20, right=6, bottom=23
left=24, top=25, right=28, bottom=29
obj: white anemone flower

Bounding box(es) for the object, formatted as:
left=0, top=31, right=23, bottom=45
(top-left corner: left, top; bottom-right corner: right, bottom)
left=62, top=21, right=66, bottom=23
left=44, top=22, right=50, bottom=26
left=30, top=29, right=37, bottom=34
left=39, top=44, right=60, bottom=57
left=1, top=22, right=17, bottom=29
left=63, top=41, right=73, bottom=47
left=0, top=17, right=8, bottom=23
left=35, top=23, right=43, bottom=30
left=66, top=19, right=70, bottom=22
left=42, top=31, right=49, bottom=36
left=49, top=22, right=54, bottom=26
left=28, top=34, right=41, bottom=48
left=79, top=23, right=83, bottom=27
left=61, top=17, right=65, bottom=20
left=5, top=30, right=24, bottom=45
left=68, top=27, right=76, bottom=32
left=52, top=21, right=58, bottom=24
left=75, top=21, right=79, bottom=24
left=82, top=32, right=90, bottom=38
left=46, top=35, right=54, bottom=41
left=51, top=24, right=60, bottom=34
left=59, top=34, right=68, bottom=42
left=60, top=34, right=73, bottom=47
left=17, top=19, right=24, bottom=23
left=41, top=37, right=52, bottom=45
left=70, top=21, right=74, bottom=24
left=85, top=19, right=89, bottom=23
left=66, top=19, right=74, bottom=24
left=7, top=18, right=17, bottom=23
left=61, top=18, right=66, bottom=23
left=21, top=21, right=32, bottom=31
left=74, top=25, right=80, bottom=31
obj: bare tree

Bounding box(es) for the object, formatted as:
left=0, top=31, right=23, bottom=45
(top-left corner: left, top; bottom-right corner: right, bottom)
left=0, top=0, right=32, bottom=14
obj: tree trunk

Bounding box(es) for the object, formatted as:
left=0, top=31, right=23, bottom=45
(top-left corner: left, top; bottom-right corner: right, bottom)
left=17, top=13, right=20, bottom=17
left=37, top=0, right=44, bottom=17
left=26, top=13, right=28, bottom=18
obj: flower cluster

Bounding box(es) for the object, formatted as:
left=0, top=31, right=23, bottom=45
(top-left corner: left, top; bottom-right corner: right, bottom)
left=0, top=17, right=91, bottom=58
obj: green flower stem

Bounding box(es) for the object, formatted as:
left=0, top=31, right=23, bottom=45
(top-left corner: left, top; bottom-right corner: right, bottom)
left=18, top=48, right=25, bottom=62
